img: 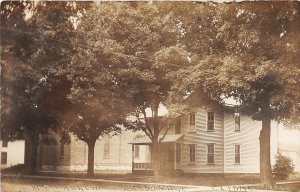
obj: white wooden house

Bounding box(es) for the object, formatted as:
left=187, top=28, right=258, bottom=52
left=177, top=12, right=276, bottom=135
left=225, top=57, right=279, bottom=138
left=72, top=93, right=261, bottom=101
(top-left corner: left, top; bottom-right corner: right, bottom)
left=36, top=105, right=283, bottom=175
left=130, top=105, right=279, bottom=174
left=0, top=140, right=25, bottom=169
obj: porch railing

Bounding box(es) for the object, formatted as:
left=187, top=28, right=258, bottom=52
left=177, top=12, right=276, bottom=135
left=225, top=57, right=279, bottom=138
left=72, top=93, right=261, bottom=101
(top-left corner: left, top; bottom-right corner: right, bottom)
left=133, top=163, right=153, bottom=170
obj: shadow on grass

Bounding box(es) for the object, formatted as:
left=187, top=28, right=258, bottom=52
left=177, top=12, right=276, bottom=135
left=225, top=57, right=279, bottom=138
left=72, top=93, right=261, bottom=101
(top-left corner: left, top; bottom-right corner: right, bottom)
left=2, top=165, right=300, bottom=187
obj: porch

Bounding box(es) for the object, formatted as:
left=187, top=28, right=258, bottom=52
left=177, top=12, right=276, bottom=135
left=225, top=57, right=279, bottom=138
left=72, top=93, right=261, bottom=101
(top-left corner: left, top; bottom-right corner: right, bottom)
left=129, top=134, right=184, bottom=173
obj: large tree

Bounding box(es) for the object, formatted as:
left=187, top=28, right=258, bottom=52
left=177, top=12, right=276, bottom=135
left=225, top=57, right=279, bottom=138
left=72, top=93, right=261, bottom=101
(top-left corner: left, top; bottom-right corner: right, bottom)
left=62, top=102, right=131, bottom=177
left=169, top=2, right=300, bottom=188
left=0, top=1, right=89, bottom=173
left=65, top=2, right=189, bottom=179
left=58, top=2, right=135, bottom=177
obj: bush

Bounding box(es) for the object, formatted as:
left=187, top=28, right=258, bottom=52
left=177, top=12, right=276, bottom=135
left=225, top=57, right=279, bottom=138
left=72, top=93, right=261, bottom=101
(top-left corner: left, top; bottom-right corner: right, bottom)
left=272, top=153, right=295, bottom=180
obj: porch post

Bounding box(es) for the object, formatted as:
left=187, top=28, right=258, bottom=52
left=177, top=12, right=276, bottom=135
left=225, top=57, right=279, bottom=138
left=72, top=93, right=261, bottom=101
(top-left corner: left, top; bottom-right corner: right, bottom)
left=174, top=143, right=176, bottom=171
left=132, top=144, right=134, bottom=173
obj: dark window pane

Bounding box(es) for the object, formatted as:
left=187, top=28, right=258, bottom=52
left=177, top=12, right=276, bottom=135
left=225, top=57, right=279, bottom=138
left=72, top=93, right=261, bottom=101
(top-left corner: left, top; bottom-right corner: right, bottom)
left=190, top=114, right=195, bottom=125
left=189, top=145, right=195, bottom=162
left=1, top=152, right=7, bottom=164
left=207, top=144, right=214, bottom=164
left=2, top=140, right=8, bottom=147
left=60, top=142, right=64, bottom=157
left=235, top=145, right=240, bottom=164
left=207, top=112, right=214, bottom=130
left=235, top=112, right=240, bottom=131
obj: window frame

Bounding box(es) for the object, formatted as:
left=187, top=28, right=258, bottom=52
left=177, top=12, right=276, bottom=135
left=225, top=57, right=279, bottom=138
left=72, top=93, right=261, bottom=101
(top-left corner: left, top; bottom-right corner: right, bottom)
left=189, top=113, right=196, bottom=132
left=234, top=144, right=241, bottom=164
left=189, top=144, right=196, bottom=163
left=103, top=136, right=110, bottom=159
left=2, top=140, right=8, bottom=148
left=1, top=152, right=7, bottom=165
left=234, top=111, right=241, bottom=132
left=60, top=141, right=64, bottom=157
left=207, top=143, right=215, bottom=165
left=207, top=112, right=215, bottom=131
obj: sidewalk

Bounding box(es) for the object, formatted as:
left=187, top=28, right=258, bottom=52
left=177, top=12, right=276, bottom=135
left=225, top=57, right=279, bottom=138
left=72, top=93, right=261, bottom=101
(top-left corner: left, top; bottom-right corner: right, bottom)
left=2, top=174, right=299, bottom=192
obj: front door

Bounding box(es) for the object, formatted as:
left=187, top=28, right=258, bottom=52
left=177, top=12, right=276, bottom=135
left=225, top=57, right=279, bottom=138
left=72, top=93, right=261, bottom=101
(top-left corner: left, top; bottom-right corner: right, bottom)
left=175, top=143, right=182, bottom=170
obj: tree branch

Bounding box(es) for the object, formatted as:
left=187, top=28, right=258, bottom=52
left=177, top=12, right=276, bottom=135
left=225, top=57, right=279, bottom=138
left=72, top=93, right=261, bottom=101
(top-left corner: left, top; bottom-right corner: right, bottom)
left=159, top=124, right=171, bottom=142
left=139, top=106, right=154, bottom=139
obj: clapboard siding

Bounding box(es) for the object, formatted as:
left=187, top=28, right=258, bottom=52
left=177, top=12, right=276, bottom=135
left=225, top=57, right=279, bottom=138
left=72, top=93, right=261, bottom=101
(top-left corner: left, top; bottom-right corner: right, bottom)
left=181, top=107, right=224, bottom=173
left=224, top=112, right=279, bottom=173
left=69, top=129, right=133, bottom=171
left=224, top=112, right=261, bottom=173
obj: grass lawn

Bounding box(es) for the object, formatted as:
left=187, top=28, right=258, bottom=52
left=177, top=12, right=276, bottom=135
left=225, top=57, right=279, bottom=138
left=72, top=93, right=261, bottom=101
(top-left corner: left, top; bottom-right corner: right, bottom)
left=2, top=165, right=300, bottom=191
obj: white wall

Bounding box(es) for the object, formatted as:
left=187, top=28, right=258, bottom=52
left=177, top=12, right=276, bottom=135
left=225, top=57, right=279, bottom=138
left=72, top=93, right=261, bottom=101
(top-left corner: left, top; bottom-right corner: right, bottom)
left=224, top=113, right=278, bottom=174
left=0, top=140, right=25, bottom=169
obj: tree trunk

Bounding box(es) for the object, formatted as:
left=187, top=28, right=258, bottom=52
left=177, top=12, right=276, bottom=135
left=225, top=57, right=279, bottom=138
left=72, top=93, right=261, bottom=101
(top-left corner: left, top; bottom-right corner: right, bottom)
left=87, top=141, right=96, bottom=177
left=30, top=133, right=39, bottom=175
left=151, top=100, right=160, bottom=180
left=152, top=139, right=160, bottom=180
left=259, top=113, right=275, bottom=189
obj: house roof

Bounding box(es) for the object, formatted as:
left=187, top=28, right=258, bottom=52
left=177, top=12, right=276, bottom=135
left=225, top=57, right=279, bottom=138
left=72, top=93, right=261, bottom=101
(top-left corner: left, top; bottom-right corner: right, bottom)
left=129, top=134, right=184, bottom=145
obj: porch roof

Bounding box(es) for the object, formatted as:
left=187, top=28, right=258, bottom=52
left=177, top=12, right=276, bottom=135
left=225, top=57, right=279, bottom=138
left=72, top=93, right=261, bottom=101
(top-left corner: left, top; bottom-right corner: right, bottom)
left=129, top=134, right=184, bottom=145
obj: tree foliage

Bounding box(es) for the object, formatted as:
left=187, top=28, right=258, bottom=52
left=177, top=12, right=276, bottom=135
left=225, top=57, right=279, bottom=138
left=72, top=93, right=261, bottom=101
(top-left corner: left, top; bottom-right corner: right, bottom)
left=168, top=2, right=300, bottom=188
left=0, top=1, right=90, bottom=173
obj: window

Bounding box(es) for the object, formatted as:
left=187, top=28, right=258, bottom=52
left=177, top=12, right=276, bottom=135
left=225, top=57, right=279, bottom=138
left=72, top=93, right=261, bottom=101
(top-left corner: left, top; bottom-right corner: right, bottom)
left=207, top=144, right=214, bottom=164
left=176, top=143, right=181, bottom=162
left=60, top=141, right=64, bottom=157
left=207, top=112, right=214, bottom=131
left=175, top=118, right=181, bottom=134
left=135, top=145, right=140, bottom=158
left=189, top=145, right=196, bottom=163
left=103, top=136, right=110, bottom=159
left=235, top=145, right=241, bottom=164
left=1, top=152, right=7, bottom=164
left=234, top=112, right=240, bottom=131
left=2, top=140, right=8, bottom=147
left=189, top=113, right=196, bottom=132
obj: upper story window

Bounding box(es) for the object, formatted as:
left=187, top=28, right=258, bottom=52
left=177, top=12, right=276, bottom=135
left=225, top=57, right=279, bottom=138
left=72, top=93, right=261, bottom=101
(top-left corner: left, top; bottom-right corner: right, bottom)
left=207, top=112, right=214, bottom=131
left=234, top=112, right=240, bottom=131
left=2, top=140, right=8, bottom=148
left=175, top=118, right=181, bottom=134
left=135, top=145, right=140, bottom=158
left=189, top=113, right=196, bottom=132
left=207, top=144, right=214, bottom=164
left=235, top=144, right=241, bottom=164
left=189, top=144, right=196, bottom=163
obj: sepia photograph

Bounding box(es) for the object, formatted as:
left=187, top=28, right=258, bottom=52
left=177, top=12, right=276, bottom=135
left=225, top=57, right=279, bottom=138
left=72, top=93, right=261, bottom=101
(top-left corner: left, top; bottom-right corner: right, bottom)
left=1, top=1, right=300, bottom=191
